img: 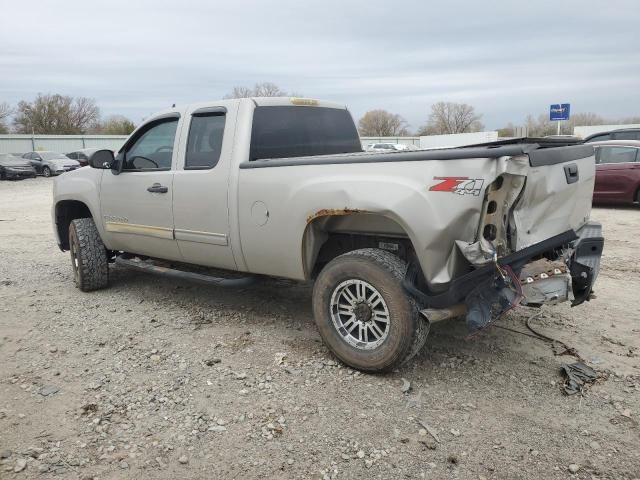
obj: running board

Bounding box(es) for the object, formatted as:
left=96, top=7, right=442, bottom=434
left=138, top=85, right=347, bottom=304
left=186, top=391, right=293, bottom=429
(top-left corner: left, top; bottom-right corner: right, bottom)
left=114, top=257, right=257, bottom=288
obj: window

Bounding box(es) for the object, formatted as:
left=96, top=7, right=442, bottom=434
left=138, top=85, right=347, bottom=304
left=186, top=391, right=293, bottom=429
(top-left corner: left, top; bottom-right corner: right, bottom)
left=67, top=153, right=77, bottom=160
left=185, top=113, right=225, bottom=169
left=596, top=146, right=638, bottom=164
left=613, top=131, right=640, bottom=141
left=123, top=119, right=178, bottom=170
left=250, top=106, right=361, bottom=161
left=585, top=134, right=611, bottom=143
left=22, top=152, right=32, bottom=159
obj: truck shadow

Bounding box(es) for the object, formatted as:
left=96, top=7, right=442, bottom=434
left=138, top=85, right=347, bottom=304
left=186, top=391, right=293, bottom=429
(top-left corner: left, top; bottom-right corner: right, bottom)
left=107, top=266, right=543, bottom=371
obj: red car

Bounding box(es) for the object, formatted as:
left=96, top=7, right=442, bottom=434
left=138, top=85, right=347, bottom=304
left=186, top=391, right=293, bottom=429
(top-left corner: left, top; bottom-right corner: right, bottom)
left=591, top=140, right=640, bottom=206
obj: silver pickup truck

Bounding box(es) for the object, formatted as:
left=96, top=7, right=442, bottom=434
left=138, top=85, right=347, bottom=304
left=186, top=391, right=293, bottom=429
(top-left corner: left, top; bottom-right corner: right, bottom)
left=52, top=97, right=604, bottom=372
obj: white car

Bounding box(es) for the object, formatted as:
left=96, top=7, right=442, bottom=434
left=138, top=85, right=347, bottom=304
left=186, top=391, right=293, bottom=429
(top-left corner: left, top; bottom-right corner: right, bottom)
left=365, top=142, right=412, bottom=152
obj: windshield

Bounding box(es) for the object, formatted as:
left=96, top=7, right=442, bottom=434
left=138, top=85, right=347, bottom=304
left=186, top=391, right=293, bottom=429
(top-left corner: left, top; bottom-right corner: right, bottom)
left=40, top=152, right=67, bottom=160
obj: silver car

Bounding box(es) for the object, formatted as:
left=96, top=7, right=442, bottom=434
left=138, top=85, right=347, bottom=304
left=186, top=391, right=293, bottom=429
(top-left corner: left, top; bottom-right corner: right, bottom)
left=22, top=151, right=81, bottom=177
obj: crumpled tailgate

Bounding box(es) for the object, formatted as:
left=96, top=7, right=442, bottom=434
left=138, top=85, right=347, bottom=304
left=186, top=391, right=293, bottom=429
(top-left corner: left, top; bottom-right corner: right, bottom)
left=513, top=145, right=595, bottom=250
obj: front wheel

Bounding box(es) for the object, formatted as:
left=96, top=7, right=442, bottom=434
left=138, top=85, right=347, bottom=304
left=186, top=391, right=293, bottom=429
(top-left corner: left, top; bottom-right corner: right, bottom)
left=42, top=166, right=51, bottom=177
left=312, top=248, right=429, bottom=372
left=69, top=218, right=109, bottom=291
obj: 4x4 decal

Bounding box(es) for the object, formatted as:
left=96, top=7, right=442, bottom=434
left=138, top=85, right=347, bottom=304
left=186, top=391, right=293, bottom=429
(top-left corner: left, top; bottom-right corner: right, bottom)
left=429, top=176, right=485, bottom=196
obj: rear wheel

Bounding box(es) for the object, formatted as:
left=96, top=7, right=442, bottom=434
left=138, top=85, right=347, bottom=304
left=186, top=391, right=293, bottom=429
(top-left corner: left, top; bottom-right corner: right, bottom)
left=42, top=166, right=51, bottom=177
left=312, top=248, right=429, bottom=372
left=0, top=168, right=6, bottom=180
left=69, top=218, right=109, bottom=291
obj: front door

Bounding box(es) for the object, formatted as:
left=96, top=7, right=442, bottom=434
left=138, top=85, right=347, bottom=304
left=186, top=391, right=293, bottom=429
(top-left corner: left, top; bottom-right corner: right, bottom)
left=99, top=115, right=182, bottom=261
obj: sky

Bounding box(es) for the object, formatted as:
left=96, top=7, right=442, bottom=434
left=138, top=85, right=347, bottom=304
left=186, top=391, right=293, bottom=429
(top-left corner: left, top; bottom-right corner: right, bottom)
left=1, top=0, right=639, bottom=131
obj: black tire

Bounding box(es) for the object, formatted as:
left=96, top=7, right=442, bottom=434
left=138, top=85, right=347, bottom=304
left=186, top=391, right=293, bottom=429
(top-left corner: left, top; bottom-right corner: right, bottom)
left=0, top=168, right=6, bottom=180
left=42, top=166, right=51, bottom=177
left=69, top=218, right=109, bottom=291
left=312, top=248, right=429, bottom=372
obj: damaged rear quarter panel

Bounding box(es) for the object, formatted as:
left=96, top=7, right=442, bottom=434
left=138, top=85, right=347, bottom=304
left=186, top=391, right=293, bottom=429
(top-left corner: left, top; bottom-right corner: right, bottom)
left=237, top=158, right=509, bottom=285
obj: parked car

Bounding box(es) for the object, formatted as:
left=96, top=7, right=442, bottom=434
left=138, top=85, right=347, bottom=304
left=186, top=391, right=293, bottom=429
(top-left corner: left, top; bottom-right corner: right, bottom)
left=52, top=97, right=603, bottom=372
left=66, top=148, right=112, bottom=167
left=22, top=151, right=81, bottom=177
left=590, top=140, right=640, bottom=205
left=0, top=153, right=37, bottom=180
left=584, top=128, right=640, bottom=143
left=365, top=142, right=412, bottom=152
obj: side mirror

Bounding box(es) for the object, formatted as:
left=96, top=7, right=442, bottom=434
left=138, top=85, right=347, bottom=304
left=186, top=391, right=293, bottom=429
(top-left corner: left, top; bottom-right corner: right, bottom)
left=88, top=149, right=115, bottom=169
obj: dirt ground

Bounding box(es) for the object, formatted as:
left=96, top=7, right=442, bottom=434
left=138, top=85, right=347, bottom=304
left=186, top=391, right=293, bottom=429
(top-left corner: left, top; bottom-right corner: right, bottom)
left=0, top=177, right=638, bottom=480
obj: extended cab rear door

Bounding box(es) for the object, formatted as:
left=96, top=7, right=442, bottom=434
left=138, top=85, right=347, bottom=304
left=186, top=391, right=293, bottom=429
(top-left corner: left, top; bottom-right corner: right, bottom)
left=171, top=103, right=238, bottom=270
left=99, top=113, right=182, bottom=261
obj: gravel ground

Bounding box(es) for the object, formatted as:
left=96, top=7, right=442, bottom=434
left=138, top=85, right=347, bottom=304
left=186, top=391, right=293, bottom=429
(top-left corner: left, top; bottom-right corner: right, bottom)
left=1, top=177, right=639, bottom=479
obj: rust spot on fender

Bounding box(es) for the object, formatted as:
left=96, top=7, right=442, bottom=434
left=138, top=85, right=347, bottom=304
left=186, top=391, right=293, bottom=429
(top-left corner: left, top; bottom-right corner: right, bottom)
left=306, top=208, right=368, bottom=224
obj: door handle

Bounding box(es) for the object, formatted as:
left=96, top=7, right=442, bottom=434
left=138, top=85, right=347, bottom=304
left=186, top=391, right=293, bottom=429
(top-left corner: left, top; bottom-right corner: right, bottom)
left=147, top=183, right=168, bottom=193
left=564, top=163, right=579, bottom=184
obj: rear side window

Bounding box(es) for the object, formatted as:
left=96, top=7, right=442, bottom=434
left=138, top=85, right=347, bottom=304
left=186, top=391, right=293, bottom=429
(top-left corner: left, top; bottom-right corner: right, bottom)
left=250, top=106, right=361, bottom=161
left=585, top=134, right=611, bottom=143
left=613, top=131, right=640, bottom=140
left=596, top=146, right=638, bottom=164
left=185, top=114, right=225, bottom=169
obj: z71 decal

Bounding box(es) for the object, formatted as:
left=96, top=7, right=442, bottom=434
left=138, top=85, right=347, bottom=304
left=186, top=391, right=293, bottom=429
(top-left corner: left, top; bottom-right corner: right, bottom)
left=429, top=176, right=485, bottom=196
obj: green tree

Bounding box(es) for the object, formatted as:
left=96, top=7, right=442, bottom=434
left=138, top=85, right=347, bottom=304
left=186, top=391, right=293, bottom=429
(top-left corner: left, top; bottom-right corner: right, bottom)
left=0, top=102, right=11, bottom=133
left=13, top=93, right=99, bottom=134
left=97, top=115, right=136, bottom=135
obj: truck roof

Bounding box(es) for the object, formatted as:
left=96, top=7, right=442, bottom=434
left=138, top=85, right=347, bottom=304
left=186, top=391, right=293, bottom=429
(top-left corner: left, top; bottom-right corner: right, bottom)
left=145, top=97, right=348, bottom=124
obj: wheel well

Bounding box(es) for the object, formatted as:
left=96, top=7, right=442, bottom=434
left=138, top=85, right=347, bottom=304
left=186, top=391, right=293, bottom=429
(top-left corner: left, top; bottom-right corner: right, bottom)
left=55, top=200, right=92, bottom=250
left=303, top=213, right=415, bottom=278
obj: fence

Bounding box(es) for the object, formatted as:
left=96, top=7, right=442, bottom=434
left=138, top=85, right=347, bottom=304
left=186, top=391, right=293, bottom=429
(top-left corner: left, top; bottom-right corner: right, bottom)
left=0, top=135, right=128, bottom=155
left=360, top=137, right=421, bottom=148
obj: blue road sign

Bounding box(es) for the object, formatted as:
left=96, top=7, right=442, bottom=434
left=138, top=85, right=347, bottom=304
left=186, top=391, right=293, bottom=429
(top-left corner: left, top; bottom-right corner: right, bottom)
left=550, top=104, right=570, bottom=121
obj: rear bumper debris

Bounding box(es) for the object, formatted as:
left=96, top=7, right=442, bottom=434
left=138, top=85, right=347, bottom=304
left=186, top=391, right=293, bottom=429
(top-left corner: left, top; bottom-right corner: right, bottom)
left=408, top=222, right=603, bottom=327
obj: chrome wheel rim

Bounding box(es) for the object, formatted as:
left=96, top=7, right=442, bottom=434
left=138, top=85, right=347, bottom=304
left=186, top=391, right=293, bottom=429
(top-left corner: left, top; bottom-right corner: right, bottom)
left=330, top=279, right=390, bottom=350
left=43, top=167, right=50, bottom=177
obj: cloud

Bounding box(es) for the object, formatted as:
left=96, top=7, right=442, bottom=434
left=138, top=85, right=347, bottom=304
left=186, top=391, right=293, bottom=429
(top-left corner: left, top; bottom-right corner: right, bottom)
left=0, top=0, right=638, bottom=129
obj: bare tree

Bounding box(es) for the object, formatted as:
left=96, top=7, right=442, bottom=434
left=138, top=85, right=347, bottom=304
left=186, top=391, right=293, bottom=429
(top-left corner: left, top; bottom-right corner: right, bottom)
left=568, top=112, right=606, bottom=127
left=223, top=86, right=254, bottom=99
left=358, top=110, right=409, bottom=136
left=223, top=82, right=298, bottom=99
left=93, top=115, right=136, bottom=135
left=619, top=116, right=640, bottom=124
left=0, top=102, right=12, bottom=134
left=418, top=102, right=484, bottom=135
left=13, top=93, right=100, bottom=134
left=518, top=111, right=607, bottom=136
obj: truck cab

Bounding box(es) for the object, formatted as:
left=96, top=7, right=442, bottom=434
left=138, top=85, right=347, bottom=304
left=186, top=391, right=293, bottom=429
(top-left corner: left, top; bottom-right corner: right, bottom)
left=52, top=97, right=603, bottom=373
